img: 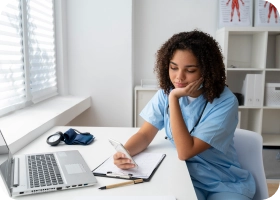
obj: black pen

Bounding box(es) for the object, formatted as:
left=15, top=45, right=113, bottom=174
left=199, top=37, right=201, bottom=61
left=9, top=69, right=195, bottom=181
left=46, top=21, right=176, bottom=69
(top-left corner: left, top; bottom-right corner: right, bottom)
left=98, top=179, right=143, bottom=190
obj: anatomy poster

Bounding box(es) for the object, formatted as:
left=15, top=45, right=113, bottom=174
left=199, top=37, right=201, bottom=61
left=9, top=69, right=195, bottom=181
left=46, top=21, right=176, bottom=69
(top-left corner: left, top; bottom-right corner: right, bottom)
left=254, top=0, right=280, bottom=26
left=219, top=0, right=253, bottom=28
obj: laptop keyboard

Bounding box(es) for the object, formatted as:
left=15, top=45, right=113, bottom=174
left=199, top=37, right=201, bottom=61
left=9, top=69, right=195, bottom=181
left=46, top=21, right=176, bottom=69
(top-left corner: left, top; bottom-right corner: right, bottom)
left=28, top=154, right=64, bottom=188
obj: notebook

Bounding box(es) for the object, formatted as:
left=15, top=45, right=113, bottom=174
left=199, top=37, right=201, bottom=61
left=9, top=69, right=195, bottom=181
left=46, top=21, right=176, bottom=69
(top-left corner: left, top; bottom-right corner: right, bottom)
left=93, top=152, right=166, bottom=181
left=0, top=130, right=97, bottom=197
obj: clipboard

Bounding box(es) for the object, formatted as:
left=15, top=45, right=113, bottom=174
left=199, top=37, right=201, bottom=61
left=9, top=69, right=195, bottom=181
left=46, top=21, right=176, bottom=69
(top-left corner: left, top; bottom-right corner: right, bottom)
left=92, top=153, right=166, bottom=182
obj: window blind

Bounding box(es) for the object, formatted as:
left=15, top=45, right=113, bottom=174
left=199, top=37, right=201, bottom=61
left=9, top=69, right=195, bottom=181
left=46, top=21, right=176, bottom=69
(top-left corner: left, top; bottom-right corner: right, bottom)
left=26, top=0, right=57, bottom=103
left=0, top=0, right=26, bottom=116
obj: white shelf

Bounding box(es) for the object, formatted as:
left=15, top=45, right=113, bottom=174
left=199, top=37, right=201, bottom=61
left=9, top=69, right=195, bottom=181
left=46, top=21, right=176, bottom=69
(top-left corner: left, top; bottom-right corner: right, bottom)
left=134, top=86, right=158, bottom=127
left=217, top=27, right=280, bottom=34
left=265, top=69, right=280, bottom=71
left=217, top=27, right=280, bottom=146
left=263, top=107, right=280, bottom=109
left=135, top=86, right=159, bottom=90
left=227, top=68, right=263, bottom=71
left=263, top=134, right=280, bottom=146
left=238, top=106, right=262, bottom=109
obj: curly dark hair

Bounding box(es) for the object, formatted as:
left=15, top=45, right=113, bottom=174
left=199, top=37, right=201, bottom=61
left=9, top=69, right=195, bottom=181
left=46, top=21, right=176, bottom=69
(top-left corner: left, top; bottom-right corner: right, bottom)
left=154, top=29, right=226, bottom=103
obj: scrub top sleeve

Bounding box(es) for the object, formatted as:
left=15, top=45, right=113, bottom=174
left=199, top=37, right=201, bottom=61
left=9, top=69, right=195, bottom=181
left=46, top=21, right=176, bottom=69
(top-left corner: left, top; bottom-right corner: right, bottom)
left=192, top=96, right=238, bottom=154
left=139, top=90, right=166, bottom=130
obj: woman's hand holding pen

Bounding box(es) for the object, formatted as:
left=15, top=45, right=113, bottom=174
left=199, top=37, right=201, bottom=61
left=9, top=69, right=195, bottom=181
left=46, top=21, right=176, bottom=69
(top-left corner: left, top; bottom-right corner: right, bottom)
left=113, top=152, right=135, bottom=169
left=170, top=77, right=204, bottom=99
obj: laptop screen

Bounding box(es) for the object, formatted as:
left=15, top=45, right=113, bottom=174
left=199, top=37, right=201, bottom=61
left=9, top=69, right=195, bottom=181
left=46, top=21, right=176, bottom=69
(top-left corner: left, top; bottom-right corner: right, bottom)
left=0, top=130, right=12, bottom=195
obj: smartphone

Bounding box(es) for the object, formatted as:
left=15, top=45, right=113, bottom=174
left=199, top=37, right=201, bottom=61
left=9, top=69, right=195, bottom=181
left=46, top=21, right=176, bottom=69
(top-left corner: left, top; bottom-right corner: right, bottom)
left=108, top=138, right=138, bottom=169
left=197, top=83, right=203, bottom=90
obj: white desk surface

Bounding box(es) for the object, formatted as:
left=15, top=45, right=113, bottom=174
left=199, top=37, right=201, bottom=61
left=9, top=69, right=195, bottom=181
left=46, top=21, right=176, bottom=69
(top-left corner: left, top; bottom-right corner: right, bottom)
left=0, top=126, right=197, bottom=200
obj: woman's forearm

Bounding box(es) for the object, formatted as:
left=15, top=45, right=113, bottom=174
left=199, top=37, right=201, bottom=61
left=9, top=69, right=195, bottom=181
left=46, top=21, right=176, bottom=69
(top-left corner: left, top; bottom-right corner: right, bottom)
left=169, top=94, right=211, bottom=160
left=169, top=95, right=195, bottom=160
left=124, top=122, right=158, bottom=156
left=124, top=133, right=150, bottom=156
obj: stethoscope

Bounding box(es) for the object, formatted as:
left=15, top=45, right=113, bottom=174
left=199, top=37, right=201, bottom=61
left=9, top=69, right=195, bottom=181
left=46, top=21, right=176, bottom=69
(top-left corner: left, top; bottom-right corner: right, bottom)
left=165, top=100, right=208, bottom=140
left=46, top=132, right=65, bottom=146
left=46, top=129, right=90, bottom=146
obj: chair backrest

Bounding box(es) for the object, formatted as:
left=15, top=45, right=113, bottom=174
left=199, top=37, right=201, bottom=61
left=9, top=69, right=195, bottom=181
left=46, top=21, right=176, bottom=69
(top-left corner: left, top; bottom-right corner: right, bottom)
left=233, top=128, right=269, bottom=200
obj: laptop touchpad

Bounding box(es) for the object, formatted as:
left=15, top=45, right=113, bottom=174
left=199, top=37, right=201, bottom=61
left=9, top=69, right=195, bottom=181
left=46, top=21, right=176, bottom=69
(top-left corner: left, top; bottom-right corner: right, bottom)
left=65, top=164, right=86, bottom=174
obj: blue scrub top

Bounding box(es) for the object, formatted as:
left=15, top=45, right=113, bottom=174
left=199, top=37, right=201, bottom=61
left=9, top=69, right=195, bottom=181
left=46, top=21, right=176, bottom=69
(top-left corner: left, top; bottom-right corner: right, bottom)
left=140, top=86, right=256, bottom=199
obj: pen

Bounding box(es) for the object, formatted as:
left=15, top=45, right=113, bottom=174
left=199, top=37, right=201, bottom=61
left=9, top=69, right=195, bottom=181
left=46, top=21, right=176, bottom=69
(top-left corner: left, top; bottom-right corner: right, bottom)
left=98, top=179, right=143, bottom=190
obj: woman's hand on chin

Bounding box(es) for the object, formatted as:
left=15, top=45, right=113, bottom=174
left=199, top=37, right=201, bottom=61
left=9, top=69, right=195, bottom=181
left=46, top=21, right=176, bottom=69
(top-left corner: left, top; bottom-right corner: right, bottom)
left=170, top=77, right=203, bottom=99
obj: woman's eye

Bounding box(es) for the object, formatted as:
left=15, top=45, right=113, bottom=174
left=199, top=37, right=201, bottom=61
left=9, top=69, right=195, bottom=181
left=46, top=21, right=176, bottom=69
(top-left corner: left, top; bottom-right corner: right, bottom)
left=170, top=66, right=177, bottom=70
left=184, top=68, right=196, bottom=73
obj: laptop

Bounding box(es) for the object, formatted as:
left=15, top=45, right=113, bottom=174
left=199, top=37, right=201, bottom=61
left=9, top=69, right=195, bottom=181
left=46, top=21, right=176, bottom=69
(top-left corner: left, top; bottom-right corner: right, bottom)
left=0, top=130, right=97, bottom=197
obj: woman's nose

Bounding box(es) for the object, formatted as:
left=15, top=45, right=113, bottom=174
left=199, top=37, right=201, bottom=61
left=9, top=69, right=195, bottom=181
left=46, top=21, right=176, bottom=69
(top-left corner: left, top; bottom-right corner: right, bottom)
left=176, top=71, right=184, bottom=82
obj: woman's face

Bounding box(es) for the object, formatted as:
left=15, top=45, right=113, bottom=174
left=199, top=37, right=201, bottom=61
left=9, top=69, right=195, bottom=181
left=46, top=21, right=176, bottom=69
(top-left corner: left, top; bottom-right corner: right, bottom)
left=169, top=50, right=202, bottom=88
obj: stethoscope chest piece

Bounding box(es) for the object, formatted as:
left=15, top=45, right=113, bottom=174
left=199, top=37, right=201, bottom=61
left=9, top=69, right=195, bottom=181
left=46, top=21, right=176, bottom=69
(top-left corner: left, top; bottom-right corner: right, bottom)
left=46, top=132, right=64, bottom=146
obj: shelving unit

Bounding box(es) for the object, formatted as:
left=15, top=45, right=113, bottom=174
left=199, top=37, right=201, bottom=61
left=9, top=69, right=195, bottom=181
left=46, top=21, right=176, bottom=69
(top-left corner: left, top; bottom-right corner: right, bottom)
left=134, top=86, right=158, bottom=127
left=216, top=27, right=280, bottom=146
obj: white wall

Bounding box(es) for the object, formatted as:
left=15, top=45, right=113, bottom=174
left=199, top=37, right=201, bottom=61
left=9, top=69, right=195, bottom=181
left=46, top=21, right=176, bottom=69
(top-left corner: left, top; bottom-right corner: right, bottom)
left=64, top=0, right=219, bottom=127
left=133, top=0, right=219, bottom=86
left=66, top=0, right=133, bottom=127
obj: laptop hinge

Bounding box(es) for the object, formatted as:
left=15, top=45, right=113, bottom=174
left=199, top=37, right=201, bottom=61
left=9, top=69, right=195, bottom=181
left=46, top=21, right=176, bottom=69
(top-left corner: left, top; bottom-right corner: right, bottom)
left=12, top=158, right=19, bottom=187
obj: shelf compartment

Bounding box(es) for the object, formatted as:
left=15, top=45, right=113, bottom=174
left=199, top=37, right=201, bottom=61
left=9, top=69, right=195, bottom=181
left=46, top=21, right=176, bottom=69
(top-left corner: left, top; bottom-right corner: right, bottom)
left=227, top=31, right=267, bottom=69
left=226, top=70, right=264, bottom=97
left=262, top=109, right=280, bottom=135
left=265, top=71, right=280, bottom=84
left=134, top=87, right=158, bottom=127
left=266, top=32, right=280, bottom=69
left=263, top=133, right=280, bottom=146
left=238, top=108, right=262, bottom=133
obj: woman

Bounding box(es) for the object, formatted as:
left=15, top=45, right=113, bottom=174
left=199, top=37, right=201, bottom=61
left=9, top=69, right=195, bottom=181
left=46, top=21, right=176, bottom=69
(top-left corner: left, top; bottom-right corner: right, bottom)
left=113, top=30, right=256, bottom=200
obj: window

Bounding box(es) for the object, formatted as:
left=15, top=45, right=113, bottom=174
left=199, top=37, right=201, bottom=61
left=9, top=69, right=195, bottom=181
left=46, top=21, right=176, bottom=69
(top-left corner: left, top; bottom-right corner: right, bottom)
left=0, top=0, right=57, bottom=117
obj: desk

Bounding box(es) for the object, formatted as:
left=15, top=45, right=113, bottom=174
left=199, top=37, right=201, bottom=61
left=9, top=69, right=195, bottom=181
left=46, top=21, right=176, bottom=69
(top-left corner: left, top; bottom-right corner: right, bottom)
left=0, top=126, right=197, bottom=200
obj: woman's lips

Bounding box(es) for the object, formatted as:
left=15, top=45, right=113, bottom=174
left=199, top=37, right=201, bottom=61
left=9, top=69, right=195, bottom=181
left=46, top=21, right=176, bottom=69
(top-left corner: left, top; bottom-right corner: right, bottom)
left=174, top=83, right=186, bottom=88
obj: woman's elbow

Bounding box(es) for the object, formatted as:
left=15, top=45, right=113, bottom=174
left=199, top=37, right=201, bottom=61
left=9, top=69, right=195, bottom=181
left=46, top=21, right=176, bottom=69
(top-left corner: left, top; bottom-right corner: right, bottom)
left=177, top=153, right=193, bottom=161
